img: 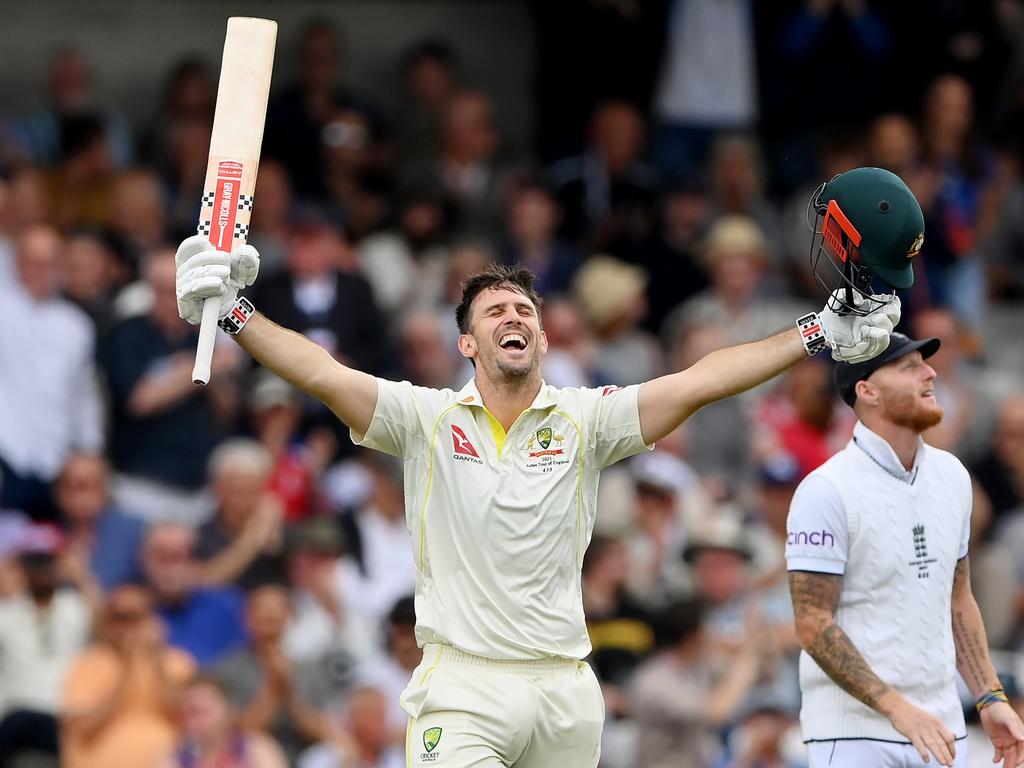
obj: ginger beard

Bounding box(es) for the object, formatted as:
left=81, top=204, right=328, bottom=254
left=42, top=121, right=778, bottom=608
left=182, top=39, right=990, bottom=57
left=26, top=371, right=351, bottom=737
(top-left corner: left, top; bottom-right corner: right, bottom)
left=879, top=383, right=944, bottom=433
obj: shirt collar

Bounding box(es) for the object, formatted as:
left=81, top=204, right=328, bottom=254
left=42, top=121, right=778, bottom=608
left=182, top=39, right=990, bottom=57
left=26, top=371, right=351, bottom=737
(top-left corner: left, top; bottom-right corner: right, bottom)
left=852, top=420, right=926, bottom=484
left=455, top=378, right=557, bottom=411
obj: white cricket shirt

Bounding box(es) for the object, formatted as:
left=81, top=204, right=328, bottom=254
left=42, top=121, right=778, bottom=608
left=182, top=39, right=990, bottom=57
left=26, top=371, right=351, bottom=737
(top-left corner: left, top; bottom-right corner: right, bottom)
left=786, top=421, right=971, bottom=742
left=352, top=378, right=650, bottom=660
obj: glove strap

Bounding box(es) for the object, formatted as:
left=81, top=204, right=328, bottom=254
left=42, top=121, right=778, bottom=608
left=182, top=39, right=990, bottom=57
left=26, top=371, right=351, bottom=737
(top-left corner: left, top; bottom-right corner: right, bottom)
left=218, top=297, right=255, bottom=336
left=796, top=312, right=828, bottom=357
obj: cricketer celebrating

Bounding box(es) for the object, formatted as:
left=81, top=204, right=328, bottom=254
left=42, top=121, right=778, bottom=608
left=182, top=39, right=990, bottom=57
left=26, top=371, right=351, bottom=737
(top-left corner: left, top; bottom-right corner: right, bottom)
left=175, top=168, right=904, bottom=767
left=787, top=171, right=1024, bottom=768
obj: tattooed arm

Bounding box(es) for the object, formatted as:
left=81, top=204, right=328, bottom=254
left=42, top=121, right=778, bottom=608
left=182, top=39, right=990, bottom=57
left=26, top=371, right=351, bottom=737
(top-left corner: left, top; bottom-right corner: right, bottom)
left=950, top=556, right=1001, bottom=696
left=789, top=570, right=958, bottom=766
left=788, top=571, right=891, bottom=708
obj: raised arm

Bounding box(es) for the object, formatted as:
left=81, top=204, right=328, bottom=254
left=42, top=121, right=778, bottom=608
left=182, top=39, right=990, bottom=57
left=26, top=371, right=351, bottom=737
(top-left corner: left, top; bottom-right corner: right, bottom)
left=235, top=314, right=378, bottom=436
left=637, top=292, right=901, bottom=445
left=789, top=571, right=957, bottom=767
left=174, top=235, right=378, bottom=435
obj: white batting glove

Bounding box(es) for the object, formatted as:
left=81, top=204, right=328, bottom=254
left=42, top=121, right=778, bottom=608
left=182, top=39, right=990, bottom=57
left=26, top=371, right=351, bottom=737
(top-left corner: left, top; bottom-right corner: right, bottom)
left=175, top=235, right=260, bottom=325
left=819, top=290, right=901, bottom=364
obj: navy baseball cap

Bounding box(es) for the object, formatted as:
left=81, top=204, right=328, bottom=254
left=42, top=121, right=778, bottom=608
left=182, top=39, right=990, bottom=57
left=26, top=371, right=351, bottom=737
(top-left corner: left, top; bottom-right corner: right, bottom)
left=834, top=332, right=941, bottom=407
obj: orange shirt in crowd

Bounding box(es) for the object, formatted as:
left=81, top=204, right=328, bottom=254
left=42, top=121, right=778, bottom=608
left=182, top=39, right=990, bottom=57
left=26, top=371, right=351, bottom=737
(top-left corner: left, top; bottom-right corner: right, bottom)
left=61, top=645, right=196, bottom=768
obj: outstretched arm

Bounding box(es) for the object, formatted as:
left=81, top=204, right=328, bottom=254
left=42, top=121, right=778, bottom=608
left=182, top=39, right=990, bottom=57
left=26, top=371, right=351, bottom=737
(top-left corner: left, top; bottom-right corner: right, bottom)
left=637, top=291, right=900, bottom=444
left=789, top=570, right=958, bottom=767
left=235, top=313, right=378, bottom=436
left=638, top=327, right=804, bottom=444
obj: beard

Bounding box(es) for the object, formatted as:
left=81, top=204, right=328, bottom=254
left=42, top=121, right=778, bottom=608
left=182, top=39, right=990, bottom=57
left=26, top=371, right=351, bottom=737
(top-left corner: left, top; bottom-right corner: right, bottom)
left=884, top=390, right=945, bottom=433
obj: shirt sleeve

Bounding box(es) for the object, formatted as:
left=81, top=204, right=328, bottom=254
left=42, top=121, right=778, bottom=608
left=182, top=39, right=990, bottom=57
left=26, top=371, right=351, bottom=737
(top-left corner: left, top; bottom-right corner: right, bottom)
left=955, top=459, right=972, bottom=560
left=583, top=385, right=653, bottom=469
left=786, top=473, right=849, bottom=575
left=349, top=378, right=448, bottom=460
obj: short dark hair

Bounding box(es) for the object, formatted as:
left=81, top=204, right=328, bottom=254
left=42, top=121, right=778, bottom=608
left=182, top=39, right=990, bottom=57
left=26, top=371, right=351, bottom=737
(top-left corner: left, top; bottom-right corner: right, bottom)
left=654, top=596, right=706, bottom=647
left=455, top=263, right=542, bottom=334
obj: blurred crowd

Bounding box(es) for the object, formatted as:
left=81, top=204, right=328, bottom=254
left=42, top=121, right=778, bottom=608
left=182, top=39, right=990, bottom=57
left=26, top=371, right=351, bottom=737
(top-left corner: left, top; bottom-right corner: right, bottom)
left=3, top=1, right=1024, bottom=766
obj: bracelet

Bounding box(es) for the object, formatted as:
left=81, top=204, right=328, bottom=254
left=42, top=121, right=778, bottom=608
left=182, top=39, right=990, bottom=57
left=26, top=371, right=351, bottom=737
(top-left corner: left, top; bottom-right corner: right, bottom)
left=975, top=687, right=1010, bottom=713
left=796, top=312, right=828, bottom=357
left=218, top=296, right=255, bottom=335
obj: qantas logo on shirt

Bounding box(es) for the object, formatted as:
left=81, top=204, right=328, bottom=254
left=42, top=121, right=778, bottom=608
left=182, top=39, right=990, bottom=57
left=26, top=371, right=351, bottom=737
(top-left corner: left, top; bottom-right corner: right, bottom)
left=451, top=425, right=483, bottom=464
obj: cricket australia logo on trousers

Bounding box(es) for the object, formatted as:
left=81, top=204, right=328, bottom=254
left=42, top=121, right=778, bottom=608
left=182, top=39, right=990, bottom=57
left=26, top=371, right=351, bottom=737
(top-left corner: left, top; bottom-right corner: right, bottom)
left=909, top=523, right=936, bottom=579
left=421, top=727, right=443, bottom=762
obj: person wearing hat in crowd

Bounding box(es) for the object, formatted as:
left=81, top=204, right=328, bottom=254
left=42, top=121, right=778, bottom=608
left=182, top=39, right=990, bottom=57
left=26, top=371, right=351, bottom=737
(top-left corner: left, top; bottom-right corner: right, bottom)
left=787, top=333, right=1024, bottom=767
left=571, top=254, right=662, bottom=386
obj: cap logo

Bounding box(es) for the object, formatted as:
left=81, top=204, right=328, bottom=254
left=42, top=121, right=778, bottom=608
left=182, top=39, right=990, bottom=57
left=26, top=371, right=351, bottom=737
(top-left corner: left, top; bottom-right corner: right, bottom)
left=907, top=232, right=924, bottom=260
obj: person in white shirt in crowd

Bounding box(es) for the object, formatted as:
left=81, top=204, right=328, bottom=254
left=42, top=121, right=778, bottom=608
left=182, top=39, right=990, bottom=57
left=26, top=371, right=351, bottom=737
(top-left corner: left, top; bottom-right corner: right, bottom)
left=0, top=524, right=91, bottom=766
left=174, top=177, right=899, bottom=765
left=787, top=333, right=1024, bottom=767
left=0, top=224, right=102, bottom=520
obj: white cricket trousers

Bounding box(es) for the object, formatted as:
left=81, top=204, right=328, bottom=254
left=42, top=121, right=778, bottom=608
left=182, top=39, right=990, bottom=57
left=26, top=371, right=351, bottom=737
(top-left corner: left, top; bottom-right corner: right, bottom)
left=806, top=738, right=969, bottom=767
left=401, top=643, right=605, bottom=767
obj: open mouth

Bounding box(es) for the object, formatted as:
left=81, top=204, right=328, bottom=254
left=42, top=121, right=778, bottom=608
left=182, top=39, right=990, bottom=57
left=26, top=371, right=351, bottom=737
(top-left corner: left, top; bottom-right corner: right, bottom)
left=498, top=332, right=528, bottom=351
left=921, top=389, right=934, bottom=398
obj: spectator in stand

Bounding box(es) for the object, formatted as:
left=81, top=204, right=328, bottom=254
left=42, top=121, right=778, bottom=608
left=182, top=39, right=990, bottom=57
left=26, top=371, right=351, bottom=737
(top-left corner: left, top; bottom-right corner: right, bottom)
left=652, top=0, right=759, bottom=183
left=394, top=39, right=461, bottom=167
left=142, top=523, right=246, bottom=666
left=55, top=453, right=145, bottom=591
left=0, top=524, right=91, bottom=767
left=355, top=595, right=420, bottom=744
left=972, top=394, right=1024, bottom=530
left=163, top=675, right=287, bottom=768
left=282, top=518, right=376, bottom=669
left=248, top=372, right=335, bottom=523
left=45, top=114, right=116, bottom=231
left=61, top=585, right=196, bottom=768
left=499, top=180, right=582, bottom=297
left=625, top=181, right=712, bottom=333
left=571, top=255, right=662, bottom=386
left=298, top=685, right=405, bottom=768
left=194, top=439, right=287, bottom=591
left=9, top=46, right=133, bottom=168
left=108, top=169, right=169, bottom=262
left=400, top=89, right=506, bottom=238
left=918, top=73, right=1002, bottom=336
left=547, top=99, right=658, bottom=251
left=0, top=166, right=50, bottom=275
left=396, top=307, right=466, bottom=390
left=358, top=190, right=451, bottom=314
left=755, top=357, right=854, bottom=480
left=100, top=248, right=239, bottom=523
left=264, top=21, right=383, bottom=201
left=718, top=702, right=804, bottom=768
left=212, top=585, right=337, bottom=763
left=538, top=296, right=597, bottom=389
left=582, top=535, right=656, bottom=721
left=247, top=160, right=295, bottom=277
left=61, top=229, right=123, bottom=333
left=706, top=134, right=786, bottom=277
left=337, top=454, right=417, bottom=631
left=0, top=225, right=102, bottom=520
left=630, top=596, right=769, bottom=768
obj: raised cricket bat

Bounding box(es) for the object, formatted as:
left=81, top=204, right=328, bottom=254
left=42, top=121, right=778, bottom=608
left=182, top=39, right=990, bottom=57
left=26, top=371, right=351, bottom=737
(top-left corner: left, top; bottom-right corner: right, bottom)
left=192, top=17, right=277, bottom=385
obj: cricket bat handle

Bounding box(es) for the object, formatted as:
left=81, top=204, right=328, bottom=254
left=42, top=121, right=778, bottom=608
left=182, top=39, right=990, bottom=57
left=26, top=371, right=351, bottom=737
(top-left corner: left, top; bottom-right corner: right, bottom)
left=192, top=297, right=221, bottom=385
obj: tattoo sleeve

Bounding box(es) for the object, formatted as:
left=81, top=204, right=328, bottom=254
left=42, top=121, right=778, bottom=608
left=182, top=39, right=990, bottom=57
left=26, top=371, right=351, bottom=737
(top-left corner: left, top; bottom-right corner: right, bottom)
left=789, top=571, right=892, bottom=710
left=950, top=557, right=999, bottom=696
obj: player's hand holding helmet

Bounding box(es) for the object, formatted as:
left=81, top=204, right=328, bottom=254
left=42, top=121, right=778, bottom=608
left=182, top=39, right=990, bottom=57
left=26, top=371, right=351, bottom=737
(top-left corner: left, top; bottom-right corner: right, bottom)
left=175, top=234, right=260, bottom=325
left=804, top=165, right=923, bottom=364
left=819, top=289, right=901, bottom=363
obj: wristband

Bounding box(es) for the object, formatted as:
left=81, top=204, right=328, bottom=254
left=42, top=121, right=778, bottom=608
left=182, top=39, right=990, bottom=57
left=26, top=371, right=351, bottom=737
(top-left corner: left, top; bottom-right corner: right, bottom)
left=796, top=312, right=828, bottom=357
left=218, top=296, right=255, bottom=335
left=976, top=687, right=1009, bottom=713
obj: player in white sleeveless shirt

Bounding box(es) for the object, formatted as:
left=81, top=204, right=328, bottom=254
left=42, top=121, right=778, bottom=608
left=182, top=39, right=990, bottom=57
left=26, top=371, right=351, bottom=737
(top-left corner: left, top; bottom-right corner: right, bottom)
left=787, top=334, right=1024, bottom=768
left=176, top=228, right=901, bottom=766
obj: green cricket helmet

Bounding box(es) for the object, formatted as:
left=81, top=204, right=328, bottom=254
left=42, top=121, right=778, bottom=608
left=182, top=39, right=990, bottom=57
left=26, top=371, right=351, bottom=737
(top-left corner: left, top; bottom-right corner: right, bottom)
left=807, top=167, right=924, bottom=315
